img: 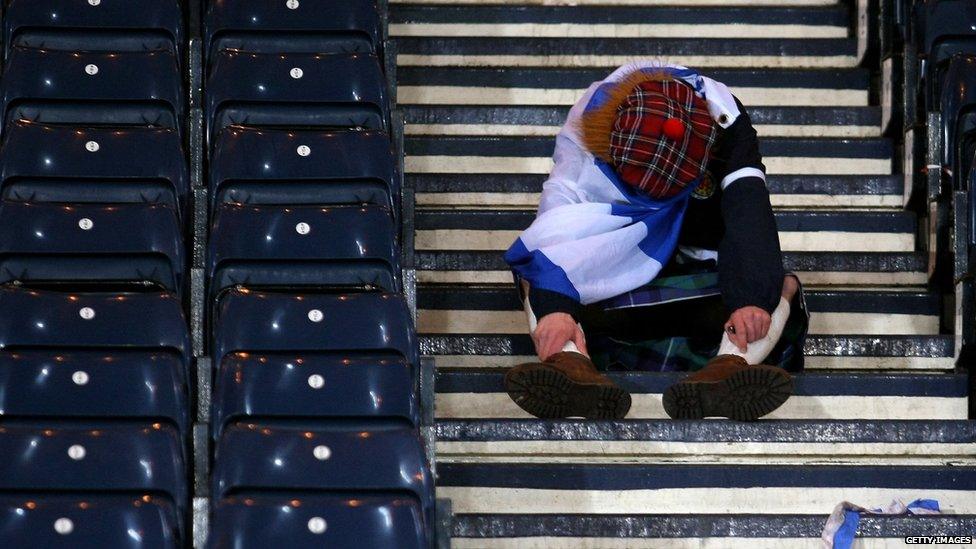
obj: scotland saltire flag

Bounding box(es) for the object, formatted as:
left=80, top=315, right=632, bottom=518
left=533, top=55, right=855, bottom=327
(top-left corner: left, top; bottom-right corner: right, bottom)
left=504, top=63, right=739, bottom=305
left=821, top=499, right=942, bottom=549
left=504, top=161, right=696, bottom=305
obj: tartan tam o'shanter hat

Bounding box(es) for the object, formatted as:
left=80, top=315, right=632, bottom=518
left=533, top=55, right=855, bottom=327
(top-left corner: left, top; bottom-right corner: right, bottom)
left=579, top=70, right=719, bottom=199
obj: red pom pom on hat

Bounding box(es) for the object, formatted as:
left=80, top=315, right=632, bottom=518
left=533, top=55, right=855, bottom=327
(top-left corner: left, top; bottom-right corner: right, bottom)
left=585, top=77, right=719, bottom=199
left=662, top=117, right=685, bottom=141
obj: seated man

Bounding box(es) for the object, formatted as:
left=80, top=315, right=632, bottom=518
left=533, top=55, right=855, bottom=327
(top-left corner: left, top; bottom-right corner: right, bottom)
left=503, top=62, right=808, bottom=421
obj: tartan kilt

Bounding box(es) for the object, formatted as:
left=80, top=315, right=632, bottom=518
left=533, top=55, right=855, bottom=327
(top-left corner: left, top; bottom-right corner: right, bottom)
left=586, top=270, right=809, bottom=373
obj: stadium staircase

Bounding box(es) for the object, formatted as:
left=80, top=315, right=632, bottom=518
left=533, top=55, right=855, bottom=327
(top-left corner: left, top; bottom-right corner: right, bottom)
left=391, top=0, right=976, bottom=546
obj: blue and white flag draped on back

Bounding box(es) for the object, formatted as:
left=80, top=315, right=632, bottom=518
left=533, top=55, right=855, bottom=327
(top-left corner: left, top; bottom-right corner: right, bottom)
left=504, top=63, right=742, bottom=305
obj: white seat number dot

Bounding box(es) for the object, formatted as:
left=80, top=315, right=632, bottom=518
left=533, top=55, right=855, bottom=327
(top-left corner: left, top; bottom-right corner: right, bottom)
left=67, top=444, right=86, bottom=460
left=54, top=518, right=74, bottom=535
left=307, top=517, right=327, bottom=534
left=313, top=445, right=331, bottom=460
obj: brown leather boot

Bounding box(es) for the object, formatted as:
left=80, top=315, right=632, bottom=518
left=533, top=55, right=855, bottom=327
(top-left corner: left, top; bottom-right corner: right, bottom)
left=505, top=351, right=632, bottom=419
left=662, top=354, right=793, bottom=421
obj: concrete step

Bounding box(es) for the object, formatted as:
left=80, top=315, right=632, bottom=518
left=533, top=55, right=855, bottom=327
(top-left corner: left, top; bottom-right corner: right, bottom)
left=393, top=0, right=843, bottom=6
left=436, top=462, right=976, bottom=515
left=448, top=514, right=976, bottom=548
left=397, top=67, right=872, bottom=107
left=436, top=419, right=976, bottom=464
left=422, top=334, right=955, bottom=371
left=390, top=4, right=850, bottom=39
left=410, top=173, right=901, bottom=209
left=418, top=286, right=940, bottom=337
left=405, top=135, right=893, bottom=176
left=394, top=36, right=859, bottom=68
left=413, top=208, right=915, bottom=253
left=404, top=105, right=882, bottom=138
left=434, top=370, right=969, bottom=420
left=415, top=251, right=929, bottom=287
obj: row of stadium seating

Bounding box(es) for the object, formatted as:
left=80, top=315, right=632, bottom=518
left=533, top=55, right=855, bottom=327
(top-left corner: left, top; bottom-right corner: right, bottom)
left=0, top=0, right=193, bottom=541
left=886, top=0, right=976, bottom=360
left=0, top=289, right=191, bottom=546
left=0, top=0, right=436, bottom=547
left=0, top=0, right=382, bottom=65
left=202, top=1, right=434, bottom=547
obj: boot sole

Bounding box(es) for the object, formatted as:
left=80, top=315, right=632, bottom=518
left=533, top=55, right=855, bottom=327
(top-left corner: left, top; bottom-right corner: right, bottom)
left=504, top=363, right=632, bottom=419
left=662, top=366, right=794, bottom=421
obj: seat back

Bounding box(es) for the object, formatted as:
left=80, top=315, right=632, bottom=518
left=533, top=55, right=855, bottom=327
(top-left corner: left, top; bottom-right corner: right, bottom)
left=0, top=120, right=189, bottom=218
left=916, top=0, right=976, bottom=109
left=205, top=51, right=388, bottom=145
left=0, top=420, right=187, bottom=507
left=212, top=353, right=419, bottom=437
left=0, top=494, right=180, bottom=549
left=208, top=203, right=399, bottom=298
left=941, top=55, right=976, bottom=187
left=0, top=287, right=191, bottom=374
left=1, top=46, right=183, bottom=132
left=209, top=126, right=398, bottom=213
left=0, top=202, right=185, bottom=293
left=970, top=151, right=976, bottom=254
left=212, top=419, right=432, bottom=508
left=0, top=350, right=188, bottom=435
left=210, top=494, right=426, bottom=549
left=205, top=0, right=381, bottom=60
left=3, top=0, right=183, bottom=60
left=211, top=289, right=418, bottom=368
left=917, top=0, right=976, bottom=58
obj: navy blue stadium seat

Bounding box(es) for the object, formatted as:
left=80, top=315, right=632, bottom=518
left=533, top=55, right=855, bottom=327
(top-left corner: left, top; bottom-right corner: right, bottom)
left=205, top=0, right=381, bottom=61
left=208, top=203, right=399, bottom=299
left=212, top=419, right=433, bottom=538
left=893, top=0, right=913, bottom=44
left=0, top=420, right=187, bottom=527
left=0, top=202, right=185, bottom=293
left=209, top=126, right=398, bottom=213
left=212, top=353, right=419, bottom=437
left=970, top=151, right=976, bottom=254
left=0, top=287, right=191, bottom=377
left=0, top=350, right=188, bottom=436
left=3, top=0, right=183, bottom=61
left=0, top=120, right=189, bottom=219
left=210, top=494, right=426, bottom=549
left=205, top=51, right=388, bottom=144
left=211, top=289, right=418, bottom=368
left=1, top=46, right=183, bottom=131
left=940, top=54, right=976, bottom=189
left=915, top=0, right=976, bottom=109
left=0, top=494, right=180, bottom=549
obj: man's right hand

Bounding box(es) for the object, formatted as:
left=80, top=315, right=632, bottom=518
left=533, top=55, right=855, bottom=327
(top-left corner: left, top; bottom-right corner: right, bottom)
left=533, top=312, right=587, bottom=361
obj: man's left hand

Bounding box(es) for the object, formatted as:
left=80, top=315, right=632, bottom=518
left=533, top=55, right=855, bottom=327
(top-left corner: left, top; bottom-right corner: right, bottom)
left=724, top=306, right=771, bottom=352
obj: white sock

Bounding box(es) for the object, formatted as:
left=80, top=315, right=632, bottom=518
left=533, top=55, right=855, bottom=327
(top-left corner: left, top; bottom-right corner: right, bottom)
left=523, top=291, right=583, bottom=355
left=717, top=297, right=791, bottom=365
